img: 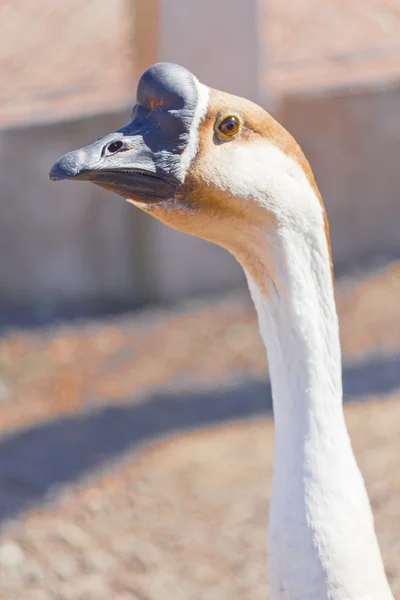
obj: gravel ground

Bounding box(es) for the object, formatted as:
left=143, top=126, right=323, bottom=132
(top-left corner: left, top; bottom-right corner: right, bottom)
left=0, top=260, right=399, bottom=599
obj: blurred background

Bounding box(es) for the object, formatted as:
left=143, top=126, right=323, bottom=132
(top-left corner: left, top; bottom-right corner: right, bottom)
left=0, top=1, right=400, bottom=598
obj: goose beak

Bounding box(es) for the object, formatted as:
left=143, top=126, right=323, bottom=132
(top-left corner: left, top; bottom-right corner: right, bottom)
left=49, top=62, right=199, bottom=204
left=49, top=130, right=178, bottom=203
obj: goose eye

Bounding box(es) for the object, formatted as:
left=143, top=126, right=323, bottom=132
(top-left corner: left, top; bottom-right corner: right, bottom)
left=107, top=140, right=124, bottom=154
left=216, top=115, right=240, bottom=139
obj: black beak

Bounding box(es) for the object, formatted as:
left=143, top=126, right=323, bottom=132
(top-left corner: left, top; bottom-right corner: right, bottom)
left=49, top=62, right=200, bottom=203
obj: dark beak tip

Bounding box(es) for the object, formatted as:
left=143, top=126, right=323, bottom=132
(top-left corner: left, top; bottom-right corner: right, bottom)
left=49, top=168, right=62, bottom=182
left=49, top=160, right=68, bottom=182
left=49, top=151, right=83, bottom=182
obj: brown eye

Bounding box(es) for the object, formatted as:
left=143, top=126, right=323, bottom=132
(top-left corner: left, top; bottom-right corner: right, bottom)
left=216, top=115, right=240, bottom=139
left=107, top=140, right=123, bottom=154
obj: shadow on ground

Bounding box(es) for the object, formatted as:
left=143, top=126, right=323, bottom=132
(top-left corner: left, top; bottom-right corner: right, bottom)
left=0, top=353, right=399, bottom=524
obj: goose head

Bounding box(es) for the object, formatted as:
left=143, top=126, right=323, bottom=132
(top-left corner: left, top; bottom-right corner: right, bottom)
left=50, top=62, right=330, bottom=284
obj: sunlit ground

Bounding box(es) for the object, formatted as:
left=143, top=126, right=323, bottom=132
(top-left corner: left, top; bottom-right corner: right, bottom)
left=0, top=260, right=399, bottom=599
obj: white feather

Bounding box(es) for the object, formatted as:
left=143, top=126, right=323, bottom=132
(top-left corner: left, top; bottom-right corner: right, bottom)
left=213, top=140, right=393, bottom=599
left=180, top=80, right=210, bottom=179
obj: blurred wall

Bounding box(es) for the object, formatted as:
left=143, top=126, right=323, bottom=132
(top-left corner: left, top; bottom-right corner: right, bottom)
left=0, top=113, right=141, bottom=321
left=1, top=0, right=400, bottom=325
left=281, top=80, right=400, bottom=269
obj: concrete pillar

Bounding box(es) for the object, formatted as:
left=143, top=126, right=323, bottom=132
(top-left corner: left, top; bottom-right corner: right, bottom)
left=135, top=0, right=267, bottom=104
left=133, top=0, right=267, bottom=300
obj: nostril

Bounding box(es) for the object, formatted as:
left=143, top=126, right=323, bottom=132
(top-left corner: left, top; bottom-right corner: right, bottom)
left=106, top=140, right=124, bottom=154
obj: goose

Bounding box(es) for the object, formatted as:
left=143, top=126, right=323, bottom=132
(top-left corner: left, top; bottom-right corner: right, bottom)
left=50, top=62, right=394, bottom=600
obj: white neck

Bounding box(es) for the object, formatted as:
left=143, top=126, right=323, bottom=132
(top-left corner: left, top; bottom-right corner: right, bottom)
left=244, top=222, right=392, bottom=599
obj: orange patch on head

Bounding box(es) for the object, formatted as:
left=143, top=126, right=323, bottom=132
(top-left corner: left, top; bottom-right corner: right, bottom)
left=138, top=86, right=334, bottom=285
left=147, top=98, right=164, bottom=110
left=194, top=88, right=334, bottom=283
